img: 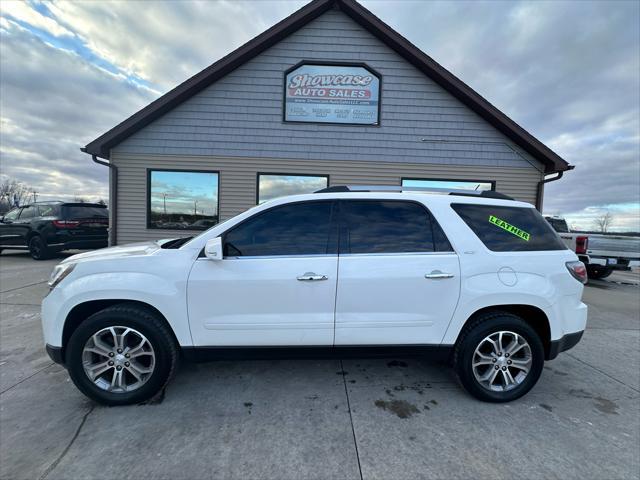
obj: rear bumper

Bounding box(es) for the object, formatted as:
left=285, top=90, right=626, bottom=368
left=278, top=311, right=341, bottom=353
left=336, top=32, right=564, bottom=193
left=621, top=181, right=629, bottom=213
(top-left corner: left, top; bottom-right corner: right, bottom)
left=46, top=344, right=65, bottom=365
left=546, top=330, right=584, bottom=360
left=585, top=257, right=632, bottom=271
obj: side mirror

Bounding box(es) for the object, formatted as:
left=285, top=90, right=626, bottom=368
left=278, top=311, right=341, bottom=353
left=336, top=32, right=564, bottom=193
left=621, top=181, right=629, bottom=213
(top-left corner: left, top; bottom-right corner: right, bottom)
left=204, top=237, right=223, bottom=260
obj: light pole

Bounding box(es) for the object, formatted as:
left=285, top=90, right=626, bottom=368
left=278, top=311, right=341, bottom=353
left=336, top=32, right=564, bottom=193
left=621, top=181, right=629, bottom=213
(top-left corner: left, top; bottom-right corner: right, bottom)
left=162, top=193, right=167, bottom=214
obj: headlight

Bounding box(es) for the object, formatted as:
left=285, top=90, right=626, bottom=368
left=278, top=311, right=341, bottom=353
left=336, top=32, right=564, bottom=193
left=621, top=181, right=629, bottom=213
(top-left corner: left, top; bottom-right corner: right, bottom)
left=48, top=263, right=76, bottom=290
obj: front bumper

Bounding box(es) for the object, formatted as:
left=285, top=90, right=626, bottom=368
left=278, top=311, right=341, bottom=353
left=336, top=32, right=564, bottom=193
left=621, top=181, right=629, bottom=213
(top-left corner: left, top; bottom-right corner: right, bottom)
left=46, top=344, right=65, bottom=365
left=546, top=330, right=584, bottom=360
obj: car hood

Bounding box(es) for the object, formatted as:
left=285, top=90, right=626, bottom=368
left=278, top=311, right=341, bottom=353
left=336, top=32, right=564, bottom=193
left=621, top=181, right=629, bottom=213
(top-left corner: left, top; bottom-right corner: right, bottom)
left=60, top=241, right=160, bottom=264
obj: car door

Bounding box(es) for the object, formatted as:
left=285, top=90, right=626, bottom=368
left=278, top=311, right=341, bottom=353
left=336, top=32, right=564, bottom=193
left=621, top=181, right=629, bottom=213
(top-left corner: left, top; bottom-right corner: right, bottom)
left=0, top=208, right=24, bottom=246
left=187, top=200, right=339, bottom=346
left=12, top=205, right=36, bottom=245
left=334, top=199, right=460, bottom=346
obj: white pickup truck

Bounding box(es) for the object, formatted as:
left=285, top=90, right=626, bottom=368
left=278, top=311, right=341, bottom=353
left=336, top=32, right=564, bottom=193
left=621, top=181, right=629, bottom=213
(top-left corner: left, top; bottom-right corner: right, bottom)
left=545, top=216, right=639, bottom=279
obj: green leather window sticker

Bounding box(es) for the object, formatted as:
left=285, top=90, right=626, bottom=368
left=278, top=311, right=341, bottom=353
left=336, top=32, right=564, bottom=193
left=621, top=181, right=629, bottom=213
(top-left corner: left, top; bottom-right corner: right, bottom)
left=488, top=215, right=530, bottom=241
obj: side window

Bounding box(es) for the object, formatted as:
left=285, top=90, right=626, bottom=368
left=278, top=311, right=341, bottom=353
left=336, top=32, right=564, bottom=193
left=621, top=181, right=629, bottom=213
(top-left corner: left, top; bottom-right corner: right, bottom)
left=223, top=201, right=334, bottom=257
left=340, top=200, right=451, bottom=254
left=452, top=203, right=567, bottom=252
left=3, top=208, right=20, bottom=221
left=18, top=206, right=35, bottom=220
left=37, top=204, right=60, bottom=217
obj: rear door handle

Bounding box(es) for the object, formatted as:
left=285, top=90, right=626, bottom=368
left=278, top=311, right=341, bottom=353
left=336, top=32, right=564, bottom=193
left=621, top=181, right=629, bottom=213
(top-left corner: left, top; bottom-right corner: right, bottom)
left=297, top=272, right=328, bottom=281
left=425, top=270, right=454, bottom=279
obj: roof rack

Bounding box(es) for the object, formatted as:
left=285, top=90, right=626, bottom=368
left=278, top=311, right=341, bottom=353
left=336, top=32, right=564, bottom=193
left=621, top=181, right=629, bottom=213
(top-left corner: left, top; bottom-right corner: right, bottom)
left=314, top=185, right=514, bottom=200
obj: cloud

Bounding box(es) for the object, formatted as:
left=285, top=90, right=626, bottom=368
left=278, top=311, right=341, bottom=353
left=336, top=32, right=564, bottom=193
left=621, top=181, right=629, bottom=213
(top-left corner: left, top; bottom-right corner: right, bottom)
left=1, top=0, right=74, bottom=38
left=0, top=19, right=154, bottom=202
left=0, top=0, right=638, bottom=231
left=44, top=0, right=305, bottom=90
left=365, top=0, right=639, bottom=230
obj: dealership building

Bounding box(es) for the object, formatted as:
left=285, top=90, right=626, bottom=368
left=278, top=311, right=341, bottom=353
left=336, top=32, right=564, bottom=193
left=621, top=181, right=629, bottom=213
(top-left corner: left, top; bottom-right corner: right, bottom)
left=83, top=0, right=571, bottom=245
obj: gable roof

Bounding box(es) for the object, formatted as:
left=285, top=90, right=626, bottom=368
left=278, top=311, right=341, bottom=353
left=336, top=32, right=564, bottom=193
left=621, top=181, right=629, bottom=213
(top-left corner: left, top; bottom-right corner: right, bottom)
left=83, top=0, right=570, bottom=173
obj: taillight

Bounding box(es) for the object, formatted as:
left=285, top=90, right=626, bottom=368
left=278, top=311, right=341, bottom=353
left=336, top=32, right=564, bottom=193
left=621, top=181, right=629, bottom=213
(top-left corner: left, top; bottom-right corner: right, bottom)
left=566, top=261, right=588, bottom=284
left=575, top=236, right=588, bottom=254
left=52, top=220, right=80, bottom=228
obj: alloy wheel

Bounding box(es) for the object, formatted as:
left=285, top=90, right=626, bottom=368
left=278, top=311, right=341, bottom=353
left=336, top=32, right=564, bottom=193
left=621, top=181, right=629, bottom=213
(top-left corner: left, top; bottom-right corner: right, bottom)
left=82, top=326, right=155, bottom=393
left=472, top=330, right=532, bottom=392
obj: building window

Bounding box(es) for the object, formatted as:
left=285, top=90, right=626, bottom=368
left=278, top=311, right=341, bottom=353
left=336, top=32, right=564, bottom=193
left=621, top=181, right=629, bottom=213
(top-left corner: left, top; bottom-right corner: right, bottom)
left=401, top=178, right=495, bottom=192
left=257, top=173, right=328, bottom=204
left=147, top=170, right=219, bottom=230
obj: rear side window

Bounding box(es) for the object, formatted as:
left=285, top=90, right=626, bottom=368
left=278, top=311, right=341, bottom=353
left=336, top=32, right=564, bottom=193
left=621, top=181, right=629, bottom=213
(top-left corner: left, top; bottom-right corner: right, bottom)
left=452, top=204, right=567, bottom=252
left=37, top=204, right=60, bottom=217
left=62, top=206, right=108, bottom=219
left=340, top=200, right=452, bottom=254
left=223, top=201, right=334, bottom=257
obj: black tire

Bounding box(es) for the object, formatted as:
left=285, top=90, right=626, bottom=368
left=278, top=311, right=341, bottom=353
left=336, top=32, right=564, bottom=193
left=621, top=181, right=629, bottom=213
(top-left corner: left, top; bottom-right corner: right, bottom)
left=454, top=312, right=544, bottom=403
left=66, top=303, right=179, bottom=406
left=587, top=265, right=613, bottom=280
left=28, top=235, right=51, bottom=260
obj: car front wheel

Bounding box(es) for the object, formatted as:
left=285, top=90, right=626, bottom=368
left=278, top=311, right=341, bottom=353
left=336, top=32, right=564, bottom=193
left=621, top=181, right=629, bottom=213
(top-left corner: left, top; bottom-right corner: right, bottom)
left=66, top=303, right=178, bottom=406
left=454, top=312, right=544, bottom=402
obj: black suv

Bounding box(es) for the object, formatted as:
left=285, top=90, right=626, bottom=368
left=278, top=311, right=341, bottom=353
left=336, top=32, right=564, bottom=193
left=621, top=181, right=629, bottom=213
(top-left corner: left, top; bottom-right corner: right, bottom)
left=0, top=202, right=108, bottom=260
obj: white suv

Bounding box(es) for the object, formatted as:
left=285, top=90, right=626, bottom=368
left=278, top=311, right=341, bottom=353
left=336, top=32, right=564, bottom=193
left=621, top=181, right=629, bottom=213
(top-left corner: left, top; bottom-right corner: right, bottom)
left=42, top=186, right=588, bottom=405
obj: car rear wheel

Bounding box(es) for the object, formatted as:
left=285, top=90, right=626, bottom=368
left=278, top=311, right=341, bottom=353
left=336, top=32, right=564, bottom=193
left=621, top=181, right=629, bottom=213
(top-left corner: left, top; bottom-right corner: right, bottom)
left=587, top=265, right=613, bottom=280
left=66, top=303, right=178, bottom=406
left=28, top=236, right=51, bottom=260
left=454, top=312, right=544, bottom=402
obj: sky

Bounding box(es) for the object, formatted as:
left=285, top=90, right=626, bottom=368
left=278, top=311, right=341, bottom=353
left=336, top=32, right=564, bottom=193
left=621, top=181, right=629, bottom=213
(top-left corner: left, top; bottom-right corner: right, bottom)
left=0, top=0, right=638, bottom=232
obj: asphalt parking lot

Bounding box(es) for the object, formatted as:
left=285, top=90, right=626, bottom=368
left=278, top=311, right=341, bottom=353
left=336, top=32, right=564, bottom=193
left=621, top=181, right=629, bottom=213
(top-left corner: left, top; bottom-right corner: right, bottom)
left=1, top=251, right=639, bottom=480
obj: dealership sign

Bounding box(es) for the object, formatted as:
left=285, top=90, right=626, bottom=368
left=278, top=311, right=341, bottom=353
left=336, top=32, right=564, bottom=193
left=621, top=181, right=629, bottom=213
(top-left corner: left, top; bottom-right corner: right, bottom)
left=284, top=64, right=380, bottom=125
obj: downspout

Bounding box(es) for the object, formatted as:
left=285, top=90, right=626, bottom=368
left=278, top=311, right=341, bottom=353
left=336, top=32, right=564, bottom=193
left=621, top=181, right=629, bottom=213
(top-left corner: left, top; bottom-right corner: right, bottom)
left=535, top=165, right=574, bottom=212
left=82, top=148, right=118, bottom=246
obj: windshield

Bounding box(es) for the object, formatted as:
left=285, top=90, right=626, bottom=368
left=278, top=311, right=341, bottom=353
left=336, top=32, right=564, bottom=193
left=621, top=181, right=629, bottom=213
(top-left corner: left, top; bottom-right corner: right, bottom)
left=545, top=217, right=569, bottom=233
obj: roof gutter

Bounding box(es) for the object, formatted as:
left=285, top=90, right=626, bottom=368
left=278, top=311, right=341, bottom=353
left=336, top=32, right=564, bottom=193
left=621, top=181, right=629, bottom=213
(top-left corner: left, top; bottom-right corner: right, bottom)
left=536, top=165, right=574, bottom=212
left=82, top=148, right=117, bottom=246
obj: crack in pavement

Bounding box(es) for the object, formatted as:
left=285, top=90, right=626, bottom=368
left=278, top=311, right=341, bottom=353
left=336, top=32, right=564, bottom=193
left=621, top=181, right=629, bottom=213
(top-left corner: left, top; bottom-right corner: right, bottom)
left=0, top=280, right=47, bottom=294
left=566, top=352, right=640, bottom=394
left=340, top=359, right=363, bottom=480
left=0, top=362, right=55, bottom=395
left=0, top=303, right=41, bottom=307
left=38, top=404, right=96, bottom=480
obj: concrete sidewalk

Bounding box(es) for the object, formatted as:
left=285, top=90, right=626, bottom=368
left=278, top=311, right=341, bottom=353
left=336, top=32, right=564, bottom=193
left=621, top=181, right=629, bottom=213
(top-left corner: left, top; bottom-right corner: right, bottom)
left=1, top=251, right=638, bottom=480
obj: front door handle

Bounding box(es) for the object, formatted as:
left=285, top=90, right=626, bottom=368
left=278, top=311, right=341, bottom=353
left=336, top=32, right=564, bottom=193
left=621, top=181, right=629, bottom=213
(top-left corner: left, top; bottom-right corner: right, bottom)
left=297, top=272, right=328, bottom=281
left=425, top=270, right=454, bottom=279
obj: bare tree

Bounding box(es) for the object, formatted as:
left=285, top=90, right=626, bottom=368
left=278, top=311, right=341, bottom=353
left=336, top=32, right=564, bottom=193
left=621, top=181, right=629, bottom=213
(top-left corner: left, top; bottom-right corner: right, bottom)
left=594, top=211, right=614, bottom=233
left=0, top=178, right=32, bottom=213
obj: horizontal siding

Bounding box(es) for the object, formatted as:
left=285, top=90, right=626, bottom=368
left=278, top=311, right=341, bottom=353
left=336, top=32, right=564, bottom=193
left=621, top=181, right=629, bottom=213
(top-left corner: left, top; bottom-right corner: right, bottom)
left=112, top=9, right=543, bottom=172
left=112, top=153, right=543, bottom=244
